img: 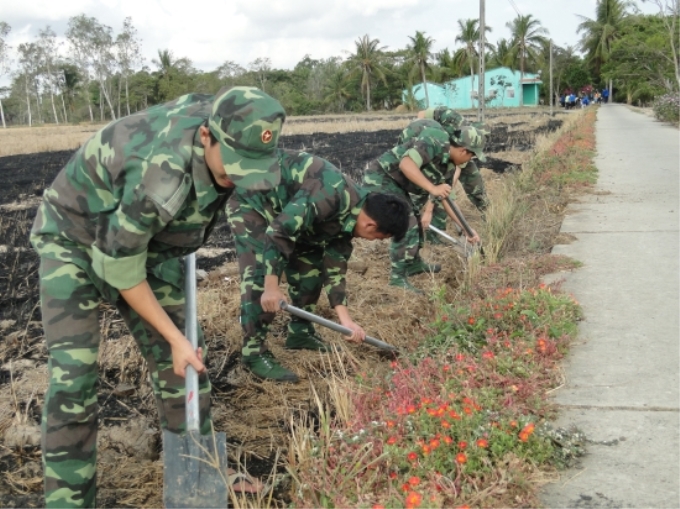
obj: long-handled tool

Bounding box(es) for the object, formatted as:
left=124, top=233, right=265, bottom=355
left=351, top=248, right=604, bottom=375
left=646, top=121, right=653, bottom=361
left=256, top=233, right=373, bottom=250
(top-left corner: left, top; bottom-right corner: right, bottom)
left=428, top=224, right=472, bottom=259
left=163, top=253, right=229, bottom=508
left=279, top=301, right=398, bottom=352
left=444, top=196, right=484, bottom=258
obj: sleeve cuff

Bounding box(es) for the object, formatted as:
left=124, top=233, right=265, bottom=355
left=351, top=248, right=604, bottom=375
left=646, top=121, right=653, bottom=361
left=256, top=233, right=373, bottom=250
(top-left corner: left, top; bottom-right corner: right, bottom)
left=404, top=148, right=424, bottom=168
left=91, top=245, right=148, bottom=290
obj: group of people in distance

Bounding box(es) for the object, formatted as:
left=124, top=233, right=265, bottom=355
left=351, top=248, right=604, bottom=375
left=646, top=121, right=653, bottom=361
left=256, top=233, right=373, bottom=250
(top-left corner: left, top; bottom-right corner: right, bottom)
left=30, top=86, right=488, bottom=506
left=560, top=87, right=609, bottom=109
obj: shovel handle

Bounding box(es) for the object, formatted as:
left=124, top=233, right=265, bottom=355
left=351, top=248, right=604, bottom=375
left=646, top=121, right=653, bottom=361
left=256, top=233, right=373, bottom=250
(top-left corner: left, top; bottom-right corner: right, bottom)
left=444, top=196, right=475, bottom=238
left=184, top=253, right=200, bottom=432
left=428, top=224, right=462, bottom=246
left=279, top=301, right=397, bottom=352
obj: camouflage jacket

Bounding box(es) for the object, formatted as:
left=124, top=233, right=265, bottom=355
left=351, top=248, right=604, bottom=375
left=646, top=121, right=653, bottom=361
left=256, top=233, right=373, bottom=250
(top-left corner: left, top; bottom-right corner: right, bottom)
left=231, top=150, right=367, bottom=308
left=367, top=126, right=453, bottom=196
left=421, top=106, right=465, bottom=132
left=31, top=93, right=232, bottom=293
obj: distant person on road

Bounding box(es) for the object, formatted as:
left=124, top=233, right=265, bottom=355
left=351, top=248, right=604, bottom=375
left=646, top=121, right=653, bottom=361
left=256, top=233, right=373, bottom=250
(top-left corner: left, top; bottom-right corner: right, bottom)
left=411, top=106, right=490, bottom=244
left=363, top=124, right=483, bottom=293
left=227, top=153, right=410, bottom=382
left=602, top=88, right=609, bottom=104
left=30, top=86, right=282, bottom=507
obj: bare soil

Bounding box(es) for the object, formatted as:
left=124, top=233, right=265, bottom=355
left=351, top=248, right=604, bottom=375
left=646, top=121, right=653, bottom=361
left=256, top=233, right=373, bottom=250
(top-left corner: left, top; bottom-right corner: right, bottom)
left=0, top=113, right=565, bottom=507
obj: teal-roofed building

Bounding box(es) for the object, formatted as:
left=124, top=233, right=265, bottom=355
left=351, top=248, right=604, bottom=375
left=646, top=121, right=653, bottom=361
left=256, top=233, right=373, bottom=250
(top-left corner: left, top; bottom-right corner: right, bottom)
left=406, top=67, right=543, bottom=110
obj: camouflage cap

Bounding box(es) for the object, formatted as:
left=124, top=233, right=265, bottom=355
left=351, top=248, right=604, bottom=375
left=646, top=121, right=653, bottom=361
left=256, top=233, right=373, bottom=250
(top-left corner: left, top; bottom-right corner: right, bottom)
left=209, top=86, right=286, bottom=190
left=456, top=125, right=487, bottom=162
left=434, top=108, right=465, bottom=130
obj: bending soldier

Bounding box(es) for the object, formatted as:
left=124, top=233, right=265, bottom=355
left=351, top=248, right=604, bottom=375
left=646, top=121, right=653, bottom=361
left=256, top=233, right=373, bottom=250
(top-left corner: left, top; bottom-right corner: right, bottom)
left=227, top=151, right=410, bottom=382
left=30, top=86, right=281, bottom=507
left=363, top=124, right=483, bottom=293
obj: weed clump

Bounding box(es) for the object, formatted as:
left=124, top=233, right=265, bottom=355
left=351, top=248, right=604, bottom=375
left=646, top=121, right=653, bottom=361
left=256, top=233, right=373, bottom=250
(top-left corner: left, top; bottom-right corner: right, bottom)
left=652, top=92, right=680, bottom=125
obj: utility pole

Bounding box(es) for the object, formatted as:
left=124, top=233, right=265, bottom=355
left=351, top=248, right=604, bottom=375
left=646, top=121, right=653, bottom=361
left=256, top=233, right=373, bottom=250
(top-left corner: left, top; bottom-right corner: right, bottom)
left=549, top=39, right=554, bottom=116
left=478, top=0, right=485, bottom=122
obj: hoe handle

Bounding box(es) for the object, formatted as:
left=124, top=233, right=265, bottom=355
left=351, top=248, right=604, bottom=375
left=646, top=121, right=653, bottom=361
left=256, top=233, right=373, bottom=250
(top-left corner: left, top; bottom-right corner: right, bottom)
left=444, top=196, right=475, bottom=238
left=279, top=301, right=397, bottom=352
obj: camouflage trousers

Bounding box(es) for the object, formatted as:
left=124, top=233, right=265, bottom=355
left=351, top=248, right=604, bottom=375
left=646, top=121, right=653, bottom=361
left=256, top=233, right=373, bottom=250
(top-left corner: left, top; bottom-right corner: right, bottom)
left=362, top=170, right=422, bottom=273
left=226, top=198, right=323, bottom=358
left=39, top=256, right=211, bottom=508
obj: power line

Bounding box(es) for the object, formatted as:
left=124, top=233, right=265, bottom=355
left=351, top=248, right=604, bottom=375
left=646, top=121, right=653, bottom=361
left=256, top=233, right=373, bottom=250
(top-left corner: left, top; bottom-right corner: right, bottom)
left=507, top=0, right=522, bottom=17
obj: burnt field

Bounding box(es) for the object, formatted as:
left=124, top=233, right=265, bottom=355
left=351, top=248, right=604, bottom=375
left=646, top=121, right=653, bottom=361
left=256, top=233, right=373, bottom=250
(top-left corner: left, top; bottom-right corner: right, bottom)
left=0, top=114, right=563, bottom=508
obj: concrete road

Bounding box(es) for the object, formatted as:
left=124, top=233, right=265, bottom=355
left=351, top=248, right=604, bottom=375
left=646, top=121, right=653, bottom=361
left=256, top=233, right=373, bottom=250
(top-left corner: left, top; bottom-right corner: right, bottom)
left=540, top=105, right=680, bottom=508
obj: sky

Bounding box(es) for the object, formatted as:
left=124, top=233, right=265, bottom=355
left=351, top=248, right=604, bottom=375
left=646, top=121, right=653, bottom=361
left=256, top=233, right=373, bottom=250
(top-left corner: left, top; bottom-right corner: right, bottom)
left=0, top=0, right=660, bottom=83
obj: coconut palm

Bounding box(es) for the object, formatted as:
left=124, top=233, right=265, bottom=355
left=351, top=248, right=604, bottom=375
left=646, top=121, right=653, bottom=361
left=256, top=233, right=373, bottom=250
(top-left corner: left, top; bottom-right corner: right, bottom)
left=577, top=0, right=633, bottom=78
left=506, top=14, right=549, bottom=105
left=489, top=38, right=516, bottom=70
left=347, top=34, right=388, bottom=111
left=454, top=19, right=493, bottom=106
left=405, top=31, right=435, bottom=108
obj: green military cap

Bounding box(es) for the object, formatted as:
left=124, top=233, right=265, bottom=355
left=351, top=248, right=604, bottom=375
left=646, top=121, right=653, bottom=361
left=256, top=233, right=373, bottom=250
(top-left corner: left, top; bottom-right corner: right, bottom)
left=457, top=125, right=487, bottom=162
left=209, top=86, right=286, bottom=190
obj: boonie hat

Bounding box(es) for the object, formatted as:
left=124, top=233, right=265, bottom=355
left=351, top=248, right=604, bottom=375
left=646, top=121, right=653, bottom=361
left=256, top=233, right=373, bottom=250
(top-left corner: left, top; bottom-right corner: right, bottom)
left=209, top=86, right=286, bottom=190
left=456, top=125, right=487, bottom=162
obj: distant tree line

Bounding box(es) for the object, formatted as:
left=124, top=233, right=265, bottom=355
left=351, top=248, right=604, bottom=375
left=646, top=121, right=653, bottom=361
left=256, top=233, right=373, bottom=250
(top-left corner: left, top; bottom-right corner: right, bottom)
left=0, top=0, right=677, bottom=126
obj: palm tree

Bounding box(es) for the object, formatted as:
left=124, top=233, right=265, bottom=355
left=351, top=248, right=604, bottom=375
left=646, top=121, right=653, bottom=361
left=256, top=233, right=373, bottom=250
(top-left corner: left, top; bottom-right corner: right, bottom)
left=323, top=69, right=351, bottom=112
left=405, top=31, right=435, bottom=108
left=347, top=34, right=388, bottom=111
left=489, top=38, right=515, bottom=70
left=577, top=0, right=633, bottom=79
left=455, top=19, right=493, bottom=107
left=506, top=14, right=549, bottom=106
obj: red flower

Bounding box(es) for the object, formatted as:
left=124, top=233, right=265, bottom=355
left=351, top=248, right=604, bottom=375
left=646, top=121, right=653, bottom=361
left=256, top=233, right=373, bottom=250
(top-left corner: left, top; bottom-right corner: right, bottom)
left=386, top=420, right=395, bottom=428
left=458, top=441, right=468, bottom=450
left=476, top=438, right=489, bottom=448
left=494, top=313, right=503, bottom=319
left=386, top=436, right=397, bottom=445
left=430, top=439, right=440, bottom=449
left=455, top=353, right=465, bottom=362
left=422, top=444, right=431, bottom=455
left=443, top=436, right=453, bottom=445
left=408, top=476, right=421, bottom=487
left=468, top=317, right=476, bottom=325
left=407, top=452, right=418, bottom=462
left=389, top=471, right=398, bottom=479
left=405, top=491, right=422, bottom=509
left=401, top=483, right=411, bottom=492
left=482, top=350, right=495, bottom=360
left=456, top=452, right=467, bottom=464
left=407, top=405, right=417, bottom=414
left=372, top=505, right=385, bottom=509
left=441, top=420, right=451, bottom=429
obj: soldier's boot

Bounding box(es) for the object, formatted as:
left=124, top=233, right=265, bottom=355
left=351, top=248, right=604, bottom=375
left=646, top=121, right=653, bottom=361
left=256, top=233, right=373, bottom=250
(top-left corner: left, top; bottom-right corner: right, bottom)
left=285, top=333, right=331, bottom=352
left=389, top=269, right=424, bottom=294
left=242, top=351, right=299, bottom=383
left=406, top=257, right=442, bottom=276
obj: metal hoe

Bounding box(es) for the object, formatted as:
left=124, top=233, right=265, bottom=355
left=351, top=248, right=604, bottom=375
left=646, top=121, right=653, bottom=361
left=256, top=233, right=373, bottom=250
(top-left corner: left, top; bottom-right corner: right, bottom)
left=428, top=224, right=473, bottom=259
left=279, top=301, right=398, bottom=352
left=163, top=253, right=228, bottom=508
left=444, top=196, right=484, bottom=257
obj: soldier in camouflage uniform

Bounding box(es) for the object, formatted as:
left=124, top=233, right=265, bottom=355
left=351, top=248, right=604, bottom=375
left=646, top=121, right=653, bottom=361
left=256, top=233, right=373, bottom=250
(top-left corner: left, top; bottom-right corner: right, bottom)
left=413, top=107, right=490, bottom=243
left=363, top=124, right=484, bottom=293
left=227, top=151, right=410, bottom=382
left=30, top=86, right=283, bottom=507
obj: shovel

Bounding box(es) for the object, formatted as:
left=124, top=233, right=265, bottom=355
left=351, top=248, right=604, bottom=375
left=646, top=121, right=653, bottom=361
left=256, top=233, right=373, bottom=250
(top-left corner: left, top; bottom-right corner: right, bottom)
left=444, top=196, right=484, bottom=258
left=163, top=252, right=229, bottom=508
left=279, top=301, right=398, bottom=352
left=428, top=224, right=473, bottom=259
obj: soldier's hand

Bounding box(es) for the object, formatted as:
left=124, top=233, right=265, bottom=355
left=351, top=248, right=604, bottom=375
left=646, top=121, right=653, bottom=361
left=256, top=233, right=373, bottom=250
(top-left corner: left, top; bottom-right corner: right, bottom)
left=421, top=210, right=433, bottom=230
left=171, top=341, right=206, bottom=378
left=466, top=228, right=481, bottom=245
left=339, top=318, right=366, bottom=344
left=430, top=183, right=452, bottom=199
left=261, top=287, right=286, bottom=313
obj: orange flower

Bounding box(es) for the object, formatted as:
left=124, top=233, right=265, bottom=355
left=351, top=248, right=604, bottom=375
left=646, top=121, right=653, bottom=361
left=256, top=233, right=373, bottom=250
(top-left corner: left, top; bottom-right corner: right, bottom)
left=405, top=491, right=422, bottom=509
left=443, top=436, right=453, bottom=445
left=493, top=313, right=503, bottom=319
left=402, top=483, right=411, bottom=492
left=408, top=476, right=421, bottom=487
left=456, top=452, right=467, bottom=464
left=407, top=405, right=417, bottom=414
left=468, top=317, right=476, bottom=325
left=509, top=420, right=518, bottom=428
left=449, top=410, right=461, bottom=420
left=407, top=452, right=418, bottom=462
left=482, top=350, right=495, bottom=360
left=441, top=420, right=451, bottom=429
left=372, top=505, right=385, bottom=509
left=386, top=420, right=395, bottom=428
left=455, top=353, right=465, bottom=362
left=456, top=505, right=471, bottom=509
left=430, top=439, right=440, bottom=449
left=386, top=436, right=397, bottom=445
left=476, top=438, right=489, bottom=448
left=422, top=444, right=431, bottom=455
left=389, top=471, right=398, bottom=479
left=458, top=441, right=468, bottom=450
left=463, top=406, right=473, bottom=415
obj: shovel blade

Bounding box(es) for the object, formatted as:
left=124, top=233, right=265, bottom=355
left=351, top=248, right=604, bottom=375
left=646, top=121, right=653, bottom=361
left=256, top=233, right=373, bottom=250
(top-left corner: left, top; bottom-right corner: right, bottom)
left=163, top=429, right=228, bottom=509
